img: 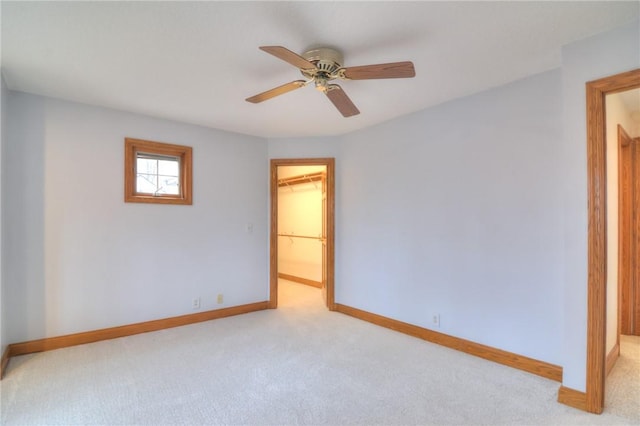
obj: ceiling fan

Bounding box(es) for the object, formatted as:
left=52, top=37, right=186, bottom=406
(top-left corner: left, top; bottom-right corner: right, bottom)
left=245, top=46, right=416, bottom=117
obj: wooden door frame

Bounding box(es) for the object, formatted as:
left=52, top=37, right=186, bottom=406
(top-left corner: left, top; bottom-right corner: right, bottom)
left=269, top=158, right=336, bottom=310
left=618, top=125, right=637, bottom=336
left=584, top=68, right=640, bottom=413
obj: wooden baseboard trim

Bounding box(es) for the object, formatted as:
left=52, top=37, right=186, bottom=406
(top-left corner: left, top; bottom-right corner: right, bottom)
left=0, top=346, right=11, bottom=379
left=557, top=386, right=588, bottom=411
left=278, top=273, right=323, bottom=288
left=605, top=342, right=620, bottom=376
left=3, top=301, right=269, bottom=374
left=334, top=303, right=563, bottom=382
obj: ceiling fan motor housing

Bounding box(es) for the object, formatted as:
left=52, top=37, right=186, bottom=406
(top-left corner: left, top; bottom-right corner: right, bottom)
left=301, top=47, right=344, bottom=77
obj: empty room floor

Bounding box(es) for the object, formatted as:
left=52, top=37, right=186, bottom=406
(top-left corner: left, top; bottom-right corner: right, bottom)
left=1, top=280, right=638, bottom=425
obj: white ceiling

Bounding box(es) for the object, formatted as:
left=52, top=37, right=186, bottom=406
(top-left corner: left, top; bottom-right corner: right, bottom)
left=2, top=1, right=638, bottom=139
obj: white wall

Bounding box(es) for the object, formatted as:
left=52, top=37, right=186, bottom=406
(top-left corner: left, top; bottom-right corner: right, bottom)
left=271, top=69, right=565, bottom=366
left=4, top=92, right=268, bottom=343
left=0, top=5, right=4, bottom=360
left=0, top=73, right=5, bottom=356
left=277, top=165, right=324, bottom=282
left=605, top=92, right=638, bottom=356
left=561, top=20, right=639, bottom=392
left=269, top=137, right=341, bottom=160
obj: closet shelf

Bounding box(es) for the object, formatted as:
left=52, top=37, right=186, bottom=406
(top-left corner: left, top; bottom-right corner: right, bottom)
left=278, top=171, right=325, bottom=187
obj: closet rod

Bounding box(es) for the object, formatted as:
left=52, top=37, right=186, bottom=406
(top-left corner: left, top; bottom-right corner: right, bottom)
left=277, top=233, right=324, bottom=241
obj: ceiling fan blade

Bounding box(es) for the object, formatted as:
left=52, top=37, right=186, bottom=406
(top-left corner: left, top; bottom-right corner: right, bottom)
left=259, top=46, right=317, bottom=71
left=341, top=61, right=415, bottom=80
left=245, top=80, right=307, bottom=103
left=325, top=84, right=360, bottom=117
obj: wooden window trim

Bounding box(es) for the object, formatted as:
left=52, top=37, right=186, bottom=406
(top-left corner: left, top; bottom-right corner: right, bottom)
left=124, top=138, right=193, bottom=205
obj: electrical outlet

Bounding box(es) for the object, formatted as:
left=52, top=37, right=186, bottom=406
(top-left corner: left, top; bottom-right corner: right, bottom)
left=192, top=297, right=201, bottom=310
left=432, top=313, right=440, bottom=328
left=217, top=294, right=223, bottom=304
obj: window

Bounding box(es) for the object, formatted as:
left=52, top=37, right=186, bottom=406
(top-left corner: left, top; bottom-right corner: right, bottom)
left=125, top=138, right=192, bottom=205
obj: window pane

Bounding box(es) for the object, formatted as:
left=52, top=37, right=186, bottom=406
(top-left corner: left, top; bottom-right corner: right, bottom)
left=157, top=176, right=180, bottom=195
left=137, top=158, right=158, bottom=174
left=158, top=159, right=179, bottom=176
left=136, top=173, right=158, bottom=194
left=136, top=155, right=179, bottom=195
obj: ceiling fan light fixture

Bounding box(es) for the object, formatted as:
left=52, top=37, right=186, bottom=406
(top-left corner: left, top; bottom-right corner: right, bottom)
left=315, top=75, right=329, bottom=92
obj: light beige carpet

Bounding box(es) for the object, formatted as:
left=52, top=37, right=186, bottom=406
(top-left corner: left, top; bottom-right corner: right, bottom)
left=606, top=333, right=640, bottom=420
left=1, top=280, right=638, bottom=425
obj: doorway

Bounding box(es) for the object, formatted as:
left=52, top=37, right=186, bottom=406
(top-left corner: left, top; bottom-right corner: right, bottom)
left=617, top=122, right=640, bottom=336
left=269, top=158, right=335, bottom=310
left=584, top=68, right=640, bottom=414
left=600, top=89, right=640, bottom=418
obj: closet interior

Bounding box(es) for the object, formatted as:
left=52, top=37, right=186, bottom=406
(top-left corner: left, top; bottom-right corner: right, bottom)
left=277, top=165, right=327, bottom=302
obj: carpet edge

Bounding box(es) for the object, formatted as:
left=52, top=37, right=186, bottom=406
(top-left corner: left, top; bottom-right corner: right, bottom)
left=1, top=300, right=269, bottom=378
left=334, top=303, right=563, bottom=382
